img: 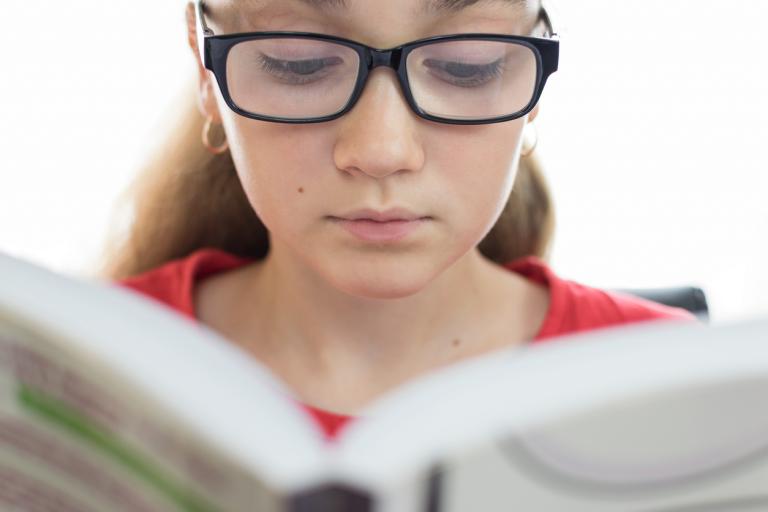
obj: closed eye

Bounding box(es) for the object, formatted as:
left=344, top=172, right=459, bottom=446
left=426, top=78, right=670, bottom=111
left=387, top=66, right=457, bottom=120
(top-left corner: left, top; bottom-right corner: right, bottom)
left=257, top=54, right=345, bottom=85
left=422, top=58, right=505, bottom=87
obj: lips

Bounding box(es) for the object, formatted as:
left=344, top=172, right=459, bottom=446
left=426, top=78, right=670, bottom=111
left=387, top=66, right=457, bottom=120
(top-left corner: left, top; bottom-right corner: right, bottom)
left=328, top=206, right=432, bottom=243
left=333, top=207, right=429, bottom=222
left=329, top=216, right=430, bottom=243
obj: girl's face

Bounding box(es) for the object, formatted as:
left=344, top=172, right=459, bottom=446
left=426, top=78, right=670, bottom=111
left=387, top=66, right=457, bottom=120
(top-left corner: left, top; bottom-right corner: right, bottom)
left=192, top=0, right=542, bottom=299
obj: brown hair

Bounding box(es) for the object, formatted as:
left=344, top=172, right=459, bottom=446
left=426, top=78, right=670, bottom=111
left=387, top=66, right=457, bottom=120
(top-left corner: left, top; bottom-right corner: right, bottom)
left=95, top=78, right=555, bottom=281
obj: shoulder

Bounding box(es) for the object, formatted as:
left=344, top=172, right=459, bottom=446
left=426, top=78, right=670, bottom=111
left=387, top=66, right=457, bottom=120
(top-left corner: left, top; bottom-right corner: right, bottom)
left=114, top=248, right=253, bottom=318
left=503, top=256, right=698, bottom=342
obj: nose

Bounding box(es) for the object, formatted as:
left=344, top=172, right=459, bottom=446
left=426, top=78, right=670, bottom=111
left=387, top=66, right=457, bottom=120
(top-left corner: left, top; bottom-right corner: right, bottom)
left=332, top=68, right=425, bottom=179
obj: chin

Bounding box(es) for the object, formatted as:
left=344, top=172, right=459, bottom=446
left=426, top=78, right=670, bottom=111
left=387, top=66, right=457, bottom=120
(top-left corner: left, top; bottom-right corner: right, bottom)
left=343, top=282, right=427, bottom=301
left=327, top=261, right=437, bottom=301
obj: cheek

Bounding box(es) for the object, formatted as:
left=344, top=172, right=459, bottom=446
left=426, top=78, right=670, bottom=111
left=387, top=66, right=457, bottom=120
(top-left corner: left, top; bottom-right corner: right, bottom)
left=428, top=121, right=525, bottom=219
left=222, top=115, right=334, bottom=229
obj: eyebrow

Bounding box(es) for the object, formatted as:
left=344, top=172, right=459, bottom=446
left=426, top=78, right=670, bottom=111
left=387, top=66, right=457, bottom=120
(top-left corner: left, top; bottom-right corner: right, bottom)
left=428, top=0, right=529, bottom=14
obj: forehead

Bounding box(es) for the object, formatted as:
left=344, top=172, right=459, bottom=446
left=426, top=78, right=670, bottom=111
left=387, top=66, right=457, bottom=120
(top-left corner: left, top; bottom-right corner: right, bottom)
left=231, top=0, right=530, bottom=15
left=213, top=0, right=533, bottom=21
left=206, top=0, right=538, bottom=44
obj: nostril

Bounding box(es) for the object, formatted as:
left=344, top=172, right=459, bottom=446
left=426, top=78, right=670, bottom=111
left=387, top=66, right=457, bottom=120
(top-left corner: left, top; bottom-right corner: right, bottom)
left=341, top=166, right=366, bottom=178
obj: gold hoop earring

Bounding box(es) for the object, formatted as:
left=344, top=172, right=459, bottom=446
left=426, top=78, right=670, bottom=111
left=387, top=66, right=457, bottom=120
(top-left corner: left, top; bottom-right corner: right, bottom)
left=521, top=121, right=539, bottom=158
left=202, top=116, right=229, bottom=155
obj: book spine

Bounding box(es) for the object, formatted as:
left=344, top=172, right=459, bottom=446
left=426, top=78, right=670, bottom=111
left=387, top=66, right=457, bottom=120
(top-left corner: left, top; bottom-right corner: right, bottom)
left=285, top=464, right=444, bottom=512
left=286, top=482, right=373, bottom=512
left=424, top=463, right=443, bottom=512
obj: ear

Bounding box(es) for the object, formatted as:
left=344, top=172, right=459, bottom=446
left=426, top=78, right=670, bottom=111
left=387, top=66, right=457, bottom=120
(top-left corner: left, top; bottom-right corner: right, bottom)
left=527, top=103, right=540, bottom=124
left=185, top=2, right=221, bottom=122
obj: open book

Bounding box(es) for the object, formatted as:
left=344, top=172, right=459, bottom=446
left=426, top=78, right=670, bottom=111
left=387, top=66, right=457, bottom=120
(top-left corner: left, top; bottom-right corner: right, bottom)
left=2, top=251, right=768, bottom=512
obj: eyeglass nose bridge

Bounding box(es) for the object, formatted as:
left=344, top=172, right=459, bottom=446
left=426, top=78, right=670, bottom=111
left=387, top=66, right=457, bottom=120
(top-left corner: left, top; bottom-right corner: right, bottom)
left=366, top=47, right=405, bottom=72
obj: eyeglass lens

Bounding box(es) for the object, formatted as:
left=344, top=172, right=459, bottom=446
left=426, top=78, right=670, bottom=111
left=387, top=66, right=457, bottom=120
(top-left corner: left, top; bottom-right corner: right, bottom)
left=225, top=38, right=538, bottom=121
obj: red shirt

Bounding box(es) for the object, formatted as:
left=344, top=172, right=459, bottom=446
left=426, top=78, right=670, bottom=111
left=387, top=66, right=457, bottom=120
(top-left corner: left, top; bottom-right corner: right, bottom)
left=116, top=248, right=693, bottom=441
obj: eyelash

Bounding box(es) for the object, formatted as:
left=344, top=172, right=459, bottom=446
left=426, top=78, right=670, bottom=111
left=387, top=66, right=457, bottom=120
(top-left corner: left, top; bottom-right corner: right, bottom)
left=422, top=58, right=505, bottom=88
left=257, top=54, right=342, bottom=85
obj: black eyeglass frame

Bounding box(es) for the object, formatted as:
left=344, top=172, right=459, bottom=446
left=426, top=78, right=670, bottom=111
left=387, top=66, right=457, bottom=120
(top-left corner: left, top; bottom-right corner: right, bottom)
left=195, top=0, right=560, bottom=125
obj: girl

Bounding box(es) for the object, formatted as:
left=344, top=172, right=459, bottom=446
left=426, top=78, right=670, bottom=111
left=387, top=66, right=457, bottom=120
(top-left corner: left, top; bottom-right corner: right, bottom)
left=103, top=0, right=692, bottom=440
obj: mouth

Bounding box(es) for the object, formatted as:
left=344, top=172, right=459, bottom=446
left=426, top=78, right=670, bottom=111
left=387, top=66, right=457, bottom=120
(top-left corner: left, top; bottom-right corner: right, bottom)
left=328, top=217, right=431, bottom=243
left=333, top=207, right=430, bottom=223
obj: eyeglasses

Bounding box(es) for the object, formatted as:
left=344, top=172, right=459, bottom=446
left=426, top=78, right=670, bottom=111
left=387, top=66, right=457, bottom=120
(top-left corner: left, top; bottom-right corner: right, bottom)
left=195, top=0, right=559, bottom=125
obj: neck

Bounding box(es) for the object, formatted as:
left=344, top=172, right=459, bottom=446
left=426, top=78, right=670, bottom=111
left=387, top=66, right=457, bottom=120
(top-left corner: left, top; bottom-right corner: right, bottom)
left=228, top=241, right=535, bottom=412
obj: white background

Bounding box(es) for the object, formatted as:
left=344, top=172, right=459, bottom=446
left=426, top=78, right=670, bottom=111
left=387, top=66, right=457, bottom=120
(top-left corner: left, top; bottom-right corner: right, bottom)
left=1, top=1, right=766, bottom=323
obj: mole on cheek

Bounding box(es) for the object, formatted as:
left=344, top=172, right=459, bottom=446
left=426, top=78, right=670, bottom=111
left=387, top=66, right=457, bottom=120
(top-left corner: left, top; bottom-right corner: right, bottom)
left=298, top=187, right=305, bottom=194
left=452, top=338, right=461, bottom=348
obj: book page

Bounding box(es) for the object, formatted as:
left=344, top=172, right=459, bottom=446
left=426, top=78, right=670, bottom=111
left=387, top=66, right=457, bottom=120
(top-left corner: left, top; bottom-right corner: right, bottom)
left=329, top=317, right=768, bottom=511
left=0, top=319, right=283, bottom=511
left=0, top=253, right=333, bottom=510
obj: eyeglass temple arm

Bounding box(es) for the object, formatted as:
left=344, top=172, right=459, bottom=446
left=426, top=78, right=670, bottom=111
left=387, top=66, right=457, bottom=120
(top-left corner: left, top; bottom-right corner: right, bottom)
left=539, top=0, right=559, bottom=38
left=195, top=0, right=216, bottom=68
left=197, top=0, right=215, bottom=36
